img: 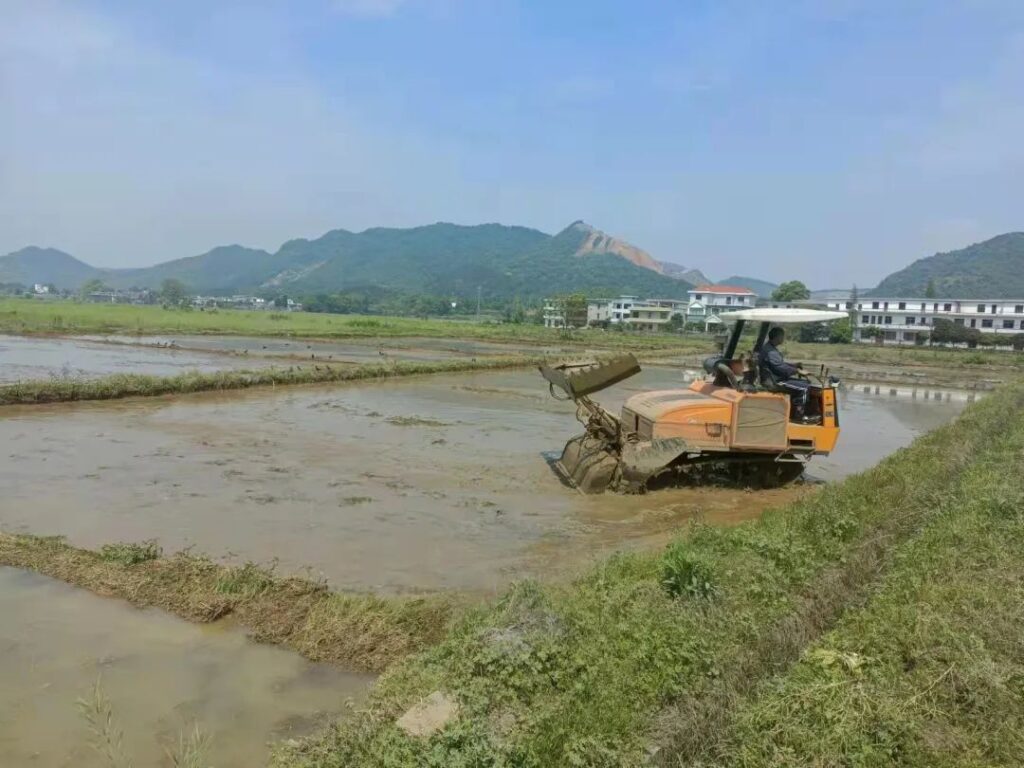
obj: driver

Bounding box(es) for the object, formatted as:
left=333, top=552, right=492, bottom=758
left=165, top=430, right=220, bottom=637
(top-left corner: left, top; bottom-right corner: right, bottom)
left=760, top=327, right=810, bottom=415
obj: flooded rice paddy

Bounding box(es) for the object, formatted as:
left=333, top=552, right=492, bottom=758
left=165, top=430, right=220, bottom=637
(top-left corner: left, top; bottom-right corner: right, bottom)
left=0, top=334, right=291, bottom=382
left=0, top=332, right=603, bottom=382
left=0, top=365, right=968, bottom=593
left=0, top=566, right=371, bottom=767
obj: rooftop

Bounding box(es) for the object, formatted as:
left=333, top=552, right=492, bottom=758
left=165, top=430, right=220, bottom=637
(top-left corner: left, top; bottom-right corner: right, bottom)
left=691, top=284, right=757, bottom=295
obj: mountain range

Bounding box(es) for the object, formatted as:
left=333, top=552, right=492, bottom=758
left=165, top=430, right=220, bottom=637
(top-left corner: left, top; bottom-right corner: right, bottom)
left=1, top=221, right=702, bottom=301
left=8, top=223, right=1021, bottom=303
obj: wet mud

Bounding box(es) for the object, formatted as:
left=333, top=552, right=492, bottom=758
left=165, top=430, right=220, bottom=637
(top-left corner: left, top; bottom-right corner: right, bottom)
left=0, top=566, right=371, bottom=767
left=77, top=333, right=588, bottom=365
left=0, top=366, right=967, bottom=593
left=0, top=334, right=282, bottom=382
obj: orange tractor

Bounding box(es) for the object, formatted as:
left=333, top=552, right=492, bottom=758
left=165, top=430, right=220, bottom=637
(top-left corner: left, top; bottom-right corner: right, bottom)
left=540, top=308, right=847, bottom=493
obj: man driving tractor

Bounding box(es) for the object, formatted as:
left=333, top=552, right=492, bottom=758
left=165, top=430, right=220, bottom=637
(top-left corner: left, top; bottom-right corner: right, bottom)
left=759, top=327, right=810, bottom=418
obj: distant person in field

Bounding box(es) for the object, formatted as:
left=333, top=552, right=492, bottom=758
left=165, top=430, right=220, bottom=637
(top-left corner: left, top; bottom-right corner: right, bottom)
left=759, top=327, right=810, bottom=416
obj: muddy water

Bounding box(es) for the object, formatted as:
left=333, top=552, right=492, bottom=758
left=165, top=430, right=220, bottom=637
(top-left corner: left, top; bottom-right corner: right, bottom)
left=0, top=367, right=967, bottom=592
left=77, top=333, right=583, bottom=364
left=0, top=566, right=371, bottom=767
left=0, top=334, right=281, bottom=382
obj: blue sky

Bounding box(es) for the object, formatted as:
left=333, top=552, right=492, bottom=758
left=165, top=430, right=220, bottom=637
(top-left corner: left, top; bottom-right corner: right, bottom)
left=2, top=0, right=1022, bottom=287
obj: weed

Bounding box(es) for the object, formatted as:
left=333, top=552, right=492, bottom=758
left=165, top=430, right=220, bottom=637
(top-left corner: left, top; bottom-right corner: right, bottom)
left=77, top=679, right=132, bottom=768
left=215, top=562, right=275, bottom=597
left=165, top=723, right=212, bottom=768
left=100, top=540, right=162, bottom=566
left=661, top=542, right=718, bottom=599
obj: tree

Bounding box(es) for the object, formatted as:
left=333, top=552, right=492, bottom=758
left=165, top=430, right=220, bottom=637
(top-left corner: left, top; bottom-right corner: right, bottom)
left=828, top=317, right=853, bottom=344
left=924, top=278, right=937, bottom=298
left=273, top=294, right=289, bottom=308
left=79, top=278, right=108, bottom=299
left=771, top=280, right=810, bottom=302
left=798, top=322, right=829, bottom=343
left=554, top=293, right=587, bottom=330
left=930, top=318, right=981, bottom=347
left=160, top=278, right=189, bottom=306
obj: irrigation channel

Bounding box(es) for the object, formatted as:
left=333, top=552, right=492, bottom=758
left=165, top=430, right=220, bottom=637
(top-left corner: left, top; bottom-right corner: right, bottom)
left=0, top=347, right=977, bottom=766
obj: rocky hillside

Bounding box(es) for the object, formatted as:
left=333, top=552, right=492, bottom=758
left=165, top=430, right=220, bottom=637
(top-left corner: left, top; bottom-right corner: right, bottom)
left=658, top=261, right=710, bottom=286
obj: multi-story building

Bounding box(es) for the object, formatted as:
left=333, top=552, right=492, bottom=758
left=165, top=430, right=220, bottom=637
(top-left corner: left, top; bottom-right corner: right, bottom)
left=822, top=297, right=1024, bottom=345
left=542, top=300, right=566, bottom=328
left=625, top=304, right=673, bottom=332
left=687, top=285, right=757, bottom=309
left=683, top=285, right=756, bottom=331
left=586, top=295, right=639, bottom=325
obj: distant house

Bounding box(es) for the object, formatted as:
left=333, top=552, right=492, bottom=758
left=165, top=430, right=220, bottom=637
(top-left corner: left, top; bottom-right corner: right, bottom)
left=685, top=285, right=755, bottom=332
left=824, top=295, right=1024, bottom=346
left=625, top=304, right=673, bottom=332
left=687, top=284, right=757, bottom=310
left=33, top=283, right=50, bottom=294
left=586, top=295, right=641, bottom=325
left=542, top=299, right=566, bottom=328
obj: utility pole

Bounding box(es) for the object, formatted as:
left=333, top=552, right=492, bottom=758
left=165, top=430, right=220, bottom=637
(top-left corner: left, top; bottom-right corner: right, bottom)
left=476, top=285, right=482, bottom=322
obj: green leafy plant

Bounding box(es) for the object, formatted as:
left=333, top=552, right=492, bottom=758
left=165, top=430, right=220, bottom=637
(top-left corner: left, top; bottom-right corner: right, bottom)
left=99, top=540, right=162, bottom=566
left=661, top=543, right=719, bottom=599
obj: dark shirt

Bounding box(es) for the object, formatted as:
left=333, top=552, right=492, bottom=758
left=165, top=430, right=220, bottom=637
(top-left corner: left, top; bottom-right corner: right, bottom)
left=760, top=341, right=800, bottom=382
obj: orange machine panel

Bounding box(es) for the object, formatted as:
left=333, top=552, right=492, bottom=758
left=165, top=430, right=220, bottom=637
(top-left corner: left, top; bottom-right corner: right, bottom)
left=621, top=389, right=732, bottom=450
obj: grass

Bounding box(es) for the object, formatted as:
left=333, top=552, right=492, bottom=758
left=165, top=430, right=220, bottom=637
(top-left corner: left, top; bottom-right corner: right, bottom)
left=788, top=339, right=1024, bottom=372
left=707, top=423, right=1024, bottom=767
left=270, top=381, right=1024, bottom=767
left=0, top=533, right=461, bottom=673
left=0, top=297, right=704, bottom=351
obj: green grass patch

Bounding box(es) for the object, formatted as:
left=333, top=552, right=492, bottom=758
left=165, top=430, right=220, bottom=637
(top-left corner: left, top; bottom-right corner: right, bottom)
left=272, top=382, right=1024, bottom=767
left=99, top=539, right=162, bottom=566
left=713, top=423, right=1024, bottom=767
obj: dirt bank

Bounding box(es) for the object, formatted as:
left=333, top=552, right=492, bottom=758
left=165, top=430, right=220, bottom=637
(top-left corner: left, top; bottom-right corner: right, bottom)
left=0, top=533, right=457, bottom=673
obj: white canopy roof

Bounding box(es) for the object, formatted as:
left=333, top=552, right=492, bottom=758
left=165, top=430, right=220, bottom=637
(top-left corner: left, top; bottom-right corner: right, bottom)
left=718, top=308, right=848, bottom=324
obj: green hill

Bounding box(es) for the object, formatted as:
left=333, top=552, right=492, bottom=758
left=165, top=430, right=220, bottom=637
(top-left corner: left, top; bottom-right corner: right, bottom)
left=0, top=247, right=102, bottom=289
left=5, top=221, right=693, bottom=301
left=872, top=232, right=1024, bottom=298
left=718, top=275, right=778, bottom=298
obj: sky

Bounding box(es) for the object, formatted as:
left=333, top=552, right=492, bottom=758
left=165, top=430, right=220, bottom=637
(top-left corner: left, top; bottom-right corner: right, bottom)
left=2, top=0, right=1022, bottom=288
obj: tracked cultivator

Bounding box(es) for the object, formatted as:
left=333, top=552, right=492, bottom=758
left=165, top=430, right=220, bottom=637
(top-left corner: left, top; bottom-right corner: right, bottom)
left=540, top=355, right=689, bottom=493
left=541, top=309, right=847, bottom=494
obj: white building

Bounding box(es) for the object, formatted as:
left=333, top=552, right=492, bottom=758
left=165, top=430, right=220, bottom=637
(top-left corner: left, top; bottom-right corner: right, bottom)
left=542, top=300, right=566, bottom=328
left=687, top=285, right=757, bottom=309
left=586, top=296, right=640, bottom=325
left=625, top=304, right=673, bottom=332
left=584, top=295, right=691, bottom=331
left=683, top=285, right=755, bottom=331
left=821, top=296, right=1024, bottom=345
